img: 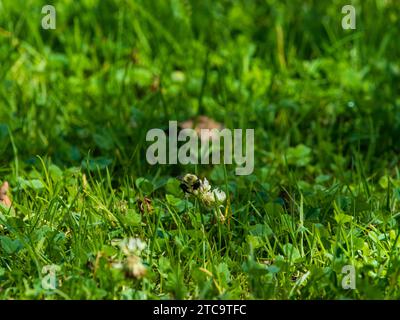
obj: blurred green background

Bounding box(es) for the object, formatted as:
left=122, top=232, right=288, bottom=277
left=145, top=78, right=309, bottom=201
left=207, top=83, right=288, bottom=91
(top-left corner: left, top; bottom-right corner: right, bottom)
left=1, top=0, right=399, bottom=178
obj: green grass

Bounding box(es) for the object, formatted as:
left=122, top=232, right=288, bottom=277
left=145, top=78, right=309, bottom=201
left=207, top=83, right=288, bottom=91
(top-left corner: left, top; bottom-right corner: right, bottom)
left=0, top=0, right=400, bottom=299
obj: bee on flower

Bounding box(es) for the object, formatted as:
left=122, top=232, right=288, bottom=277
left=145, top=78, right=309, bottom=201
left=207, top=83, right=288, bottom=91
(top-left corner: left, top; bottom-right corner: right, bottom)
left=179, top=174, right=227, bottom=220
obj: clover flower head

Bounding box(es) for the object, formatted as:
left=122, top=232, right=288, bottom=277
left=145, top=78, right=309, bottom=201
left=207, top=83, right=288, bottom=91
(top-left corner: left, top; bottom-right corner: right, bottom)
left=179, top=174, right=227, bottom=210
left=120, top=237, right=146, bottom=255
left=213, top=188, right=226, bottom=203
left=113, top=237, right=148, bottom=279
left=200, top=188, right=226, bottom=209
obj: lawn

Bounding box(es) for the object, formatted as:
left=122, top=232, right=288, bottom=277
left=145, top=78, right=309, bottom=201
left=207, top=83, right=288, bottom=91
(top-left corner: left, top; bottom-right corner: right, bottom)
left=0, top=0, right=400, bottom=299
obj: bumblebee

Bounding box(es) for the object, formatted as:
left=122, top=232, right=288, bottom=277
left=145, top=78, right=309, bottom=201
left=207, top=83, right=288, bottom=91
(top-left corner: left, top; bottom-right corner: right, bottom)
left=179, top=174, right=201, bottom=194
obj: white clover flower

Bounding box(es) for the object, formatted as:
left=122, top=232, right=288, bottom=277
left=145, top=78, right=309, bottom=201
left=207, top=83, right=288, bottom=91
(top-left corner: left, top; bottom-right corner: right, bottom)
left=200, top=178, right=212, bottom=193
left=120, top=237, right=146, bottom=255
left=199, top=191, right=215, bottom=208
left=198, top=188, right=226, bottom=210
left=213, top=188, right=226, bottom=203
